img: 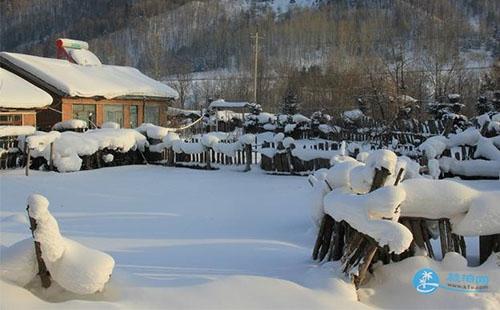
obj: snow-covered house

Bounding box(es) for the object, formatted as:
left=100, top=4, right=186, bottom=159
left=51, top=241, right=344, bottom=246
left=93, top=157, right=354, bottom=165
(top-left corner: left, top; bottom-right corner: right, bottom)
left=0, top=39, right=178, bottom=130
left=0, top=67, right=52, bottom=126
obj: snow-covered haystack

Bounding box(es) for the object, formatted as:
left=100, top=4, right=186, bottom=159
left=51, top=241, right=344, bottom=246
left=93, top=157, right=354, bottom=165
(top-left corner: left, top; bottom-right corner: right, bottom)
left=25, top=129, right=148, bottom=172
left=0, top=194, right=114, bottom=295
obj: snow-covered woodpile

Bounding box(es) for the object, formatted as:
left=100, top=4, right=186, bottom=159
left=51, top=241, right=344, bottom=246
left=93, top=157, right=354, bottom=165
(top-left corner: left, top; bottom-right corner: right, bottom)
left=309, top=149, right=500, bottom=288
left=0, top=126, right=35, bottom=169
left=22, top=128, right=147, bottom=172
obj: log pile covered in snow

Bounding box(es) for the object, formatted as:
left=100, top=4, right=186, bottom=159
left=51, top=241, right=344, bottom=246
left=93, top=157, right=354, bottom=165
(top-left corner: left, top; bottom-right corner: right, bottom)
left=309, top=149, right=500, bottom=287
left=0, top=194, right=114, bottom=295
left=23, top=128, right=148, bottom=172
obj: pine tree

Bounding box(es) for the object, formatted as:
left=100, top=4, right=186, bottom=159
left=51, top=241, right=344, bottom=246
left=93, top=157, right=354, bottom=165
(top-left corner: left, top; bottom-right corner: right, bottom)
left=281, top=88, right=300, bottom=115
left=476, top=96, right=492, bottom=115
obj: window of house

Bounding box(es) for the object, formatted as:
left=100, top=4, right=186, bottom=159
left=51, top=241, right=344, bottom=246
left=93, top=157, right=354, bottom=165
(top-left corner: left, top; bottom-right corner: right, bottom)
left=104, top=105, right=124, bottom=127
left=72, top=104, right=96, bottom=127
left=144, top=105, right=160, bottom=125
left=130, top=105, right=138, bottom=128
left=0, top=114, right=22, bottom=125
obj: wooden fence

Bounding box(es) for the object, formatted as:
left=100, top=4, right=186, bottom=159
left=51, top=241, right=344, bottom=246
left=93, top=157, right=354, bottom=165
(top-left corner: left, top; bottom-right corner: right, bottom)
left=145, top=139, right=257, bottom=170
left=0, top=136, right=23, bottom=169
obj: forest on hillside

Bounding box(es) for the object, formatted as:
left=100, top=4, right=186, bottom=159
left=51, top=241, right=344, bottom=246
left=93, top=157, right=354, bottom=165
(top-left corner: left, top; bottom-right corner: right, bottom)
left=1, top=0, right=499, bottom=118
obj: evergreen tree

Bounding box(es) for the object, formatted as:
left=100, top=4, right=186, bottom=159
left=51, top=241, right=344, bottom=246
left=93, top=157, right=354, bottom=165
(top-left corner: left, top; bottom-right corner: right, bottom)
left=476, top=96, right=492, bottom=115
left=281, top=88, right=300, bottom=115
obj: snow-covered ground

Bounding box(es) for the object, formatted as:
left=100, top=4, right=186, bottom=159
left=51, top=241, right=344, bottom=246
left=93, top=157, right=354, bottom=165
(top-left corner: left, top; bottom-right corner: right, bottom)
left=0, top=166, right=361, bottom=309
left=1, top=166, right=499, bottom=309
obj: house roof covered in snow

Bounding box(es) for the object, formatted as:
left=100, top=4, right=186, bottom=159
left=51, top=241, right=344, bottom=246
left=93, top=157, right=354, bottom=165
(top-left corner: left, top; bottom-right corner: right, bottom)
left=209, top=99, right=255, bottom=110
left=0, top=67, right=53, bottom=109
left=0, top=52, right=179, bottom=101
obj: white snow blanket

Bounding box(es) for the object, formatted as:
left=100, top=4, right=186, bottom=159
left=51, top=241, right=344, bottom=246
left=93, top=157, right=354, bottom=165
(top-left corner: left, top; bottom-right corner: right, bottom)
left=399, top=179, right=500, bottom=236
left=52, top=119, right=88, bottom=131
left=136, top=123, right=171, bottom=140
left=0, top=194, right=114, bottom=295
left=0, top=68, right=52, bottom=109
left=0, top=126, right=35, bottom=137
left=0, top=52, right=178, bottom=99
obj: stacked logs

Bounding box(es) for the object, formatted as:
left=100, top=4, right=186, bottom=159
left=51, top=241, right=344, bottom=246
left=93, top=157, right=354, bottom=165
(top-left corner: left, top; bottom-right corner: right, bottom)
left=312, top=167, right=400, bottom=287
left=313, top=167, right=500, bottom=287
left=26, top=204, right=51, bottom=288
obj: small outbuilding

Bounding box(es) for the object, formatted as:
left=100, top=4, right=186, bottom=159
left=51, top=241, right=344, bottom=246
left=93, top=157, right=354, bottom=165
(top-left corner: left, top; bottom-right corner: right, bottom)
left=0, top=67, right=53, bottom=126
left=0, top=39, right=179, bottom=130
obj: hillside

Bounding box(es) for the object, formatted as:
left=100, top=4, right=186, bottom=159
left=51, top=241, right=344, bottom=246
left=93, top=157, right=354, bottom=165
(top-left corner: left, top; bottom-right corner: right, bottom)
left=1, top=0, right=499, bottom=115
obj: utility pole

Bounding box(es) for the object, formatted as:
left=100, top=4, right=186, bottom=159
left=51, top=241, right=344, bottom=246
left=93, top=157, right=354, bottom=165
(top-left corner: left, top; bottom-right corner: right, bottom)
left=251, top=32, right=263, bottom=104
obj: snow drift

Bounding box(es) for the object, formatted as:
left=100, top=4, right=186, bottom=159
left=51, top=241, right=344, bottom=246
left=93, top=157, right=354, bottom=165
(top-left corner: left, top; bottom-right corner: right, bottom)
left=0, top=194, right=115, bottom=295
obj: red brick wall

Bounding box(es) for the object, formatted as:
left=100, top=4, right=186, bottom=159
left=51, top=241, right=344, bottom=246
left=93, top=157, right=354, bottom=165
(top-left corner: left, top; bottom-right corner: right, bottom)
left=59, top=98, right=170, bottom=128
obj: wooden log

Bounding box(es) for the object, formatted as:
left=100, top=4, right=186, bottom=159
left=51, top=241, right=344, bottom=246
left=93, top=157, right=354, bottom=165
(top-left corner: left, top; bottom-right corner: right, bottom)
left=479, top=234, right=500, bottom=264
left=369, top=167, right=391, bottom=192
left=312, top=216, right=327, bottom=260
left=355, top=242, right=378, bottom=288
left=329, top=221, right=345, bottom=261
left=458, top=235, right=466, bottom=259
left=25, top=147, right=31, bottom=176
left=244, top=144, right=252, bottom=172
left=319, top=215, right=335, bottom=261
left=410, top=219, right=426, bottom=250
left=205, top=149, right=211, bottom=170
left=421, top=220, right=435, bottom=259
left=26, top=205, right=51, bottom=288
left=49, top=142, right=54, bottom=171
left=451, top=233, right=461, bottom=253
left=438, top=219, right=447, bottom=259
left=445, top=219, right=454, bottom=253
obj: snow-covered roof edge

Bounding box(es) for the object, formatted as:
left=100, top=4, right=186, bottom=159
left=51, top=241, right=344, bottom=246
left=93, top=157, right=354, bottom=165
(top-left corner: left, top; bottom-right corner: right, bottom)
left=209, top=99, right=255, bottom=109
left=0, top=67, right=53, bottom=109
left=0, top=52, right=179, bottom=101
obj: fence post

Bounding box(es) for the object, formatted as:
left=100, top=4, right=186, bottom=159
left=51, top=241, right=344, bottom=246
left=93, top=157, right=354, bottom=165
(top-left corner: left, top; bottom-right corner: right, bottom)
left=49, top=142, right=54, bottom=171
left=25, top=147, right=31, bottom=176
left=244, top=144, right=252, bottom=172
left=205, top=148, right=211, bottom=170
left=26, top=204, right=51, bottom=288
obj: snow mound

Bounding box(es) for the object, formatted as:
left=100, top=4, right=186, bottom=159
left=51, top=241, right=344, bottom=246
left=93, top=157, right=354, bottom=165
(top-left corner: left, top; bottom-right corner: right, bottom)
left=1, top=194, right=115, bottom=295
left=101, top=122, right=120, bottom=129
left=0, top=126, right=35, bottom=137
left=52, top=119, right=88, bottom=131
left=324, top=186, right=411, bottom=253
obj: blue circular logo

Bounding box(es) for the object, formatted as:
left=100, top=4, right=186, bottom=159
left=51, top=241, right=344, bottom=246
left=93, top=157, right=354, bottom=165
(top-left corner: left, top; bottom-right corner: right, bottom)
left=412, top=268, right=440, bottom=294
